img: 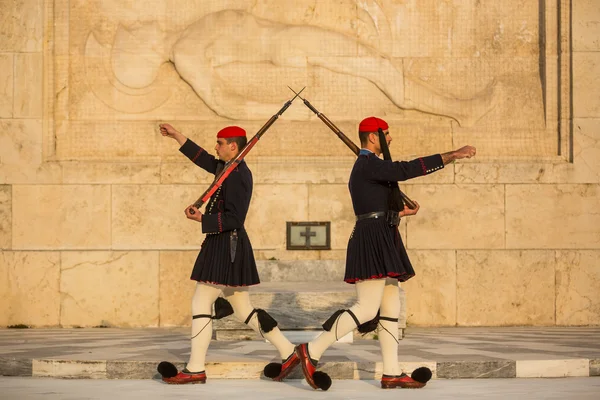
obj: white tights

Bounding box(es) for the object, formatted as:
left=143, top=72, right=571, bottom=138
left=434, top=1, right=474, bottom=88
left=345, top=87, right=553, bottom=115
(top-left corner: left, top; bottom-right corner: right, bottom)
left=186, top=282, right=295, bottom=372
left=307, top=278, right=402, bottom=376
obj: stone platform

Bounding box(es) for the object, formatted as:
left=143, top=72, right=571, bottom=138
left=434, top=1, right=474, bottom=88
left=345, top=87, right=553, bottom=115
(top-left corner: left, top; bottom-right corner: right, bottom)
left=212, top=260, right=406, bottom=340
left=1, top=327, right=599, bottom=380
left=212, top=281, right=406, bottom=340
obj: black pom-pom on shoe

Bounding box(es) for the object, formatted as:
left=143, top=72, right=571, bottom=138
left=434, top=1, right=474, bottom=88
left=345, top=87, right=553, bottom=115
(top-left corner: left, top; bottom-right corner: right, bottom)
left=411, top=367, right=432, bottom=384
left=157, top=361, right=178, bottom=378
left=313, top=371, right=332, bottom=391
left=263, top=362, right=282, bottom=379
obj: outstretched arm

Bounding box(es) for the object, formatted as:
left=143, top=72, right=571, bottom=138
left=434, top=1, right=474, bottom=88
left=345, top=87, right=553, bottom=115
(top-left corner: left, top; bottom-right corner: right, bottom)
left=160, top=123, right=219, bottom=174
left=369, top=145, right=477, bottom=182
left=369, top=154, right=444, bottom=182
left=160, top=123, right=188, bottom=146
left=441, top=146, right=477, bottom=165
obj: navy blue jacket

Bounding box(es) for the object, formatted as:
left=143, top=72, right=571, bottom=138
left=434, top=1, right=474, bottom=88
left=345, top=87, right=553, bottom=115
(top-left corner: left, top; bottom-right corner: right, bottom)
left=349, top=151, right=444, bottom=215
left=179, top=139, right=252, bottom=234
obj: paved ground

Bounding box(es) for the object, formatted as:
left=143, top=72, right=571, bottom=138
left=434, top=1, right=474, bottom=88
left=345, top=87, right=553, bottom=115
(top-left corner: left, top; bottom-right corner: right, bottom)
left=1, top=377, right=599, bottom=400
left=1, top=327, right=599, bottom=380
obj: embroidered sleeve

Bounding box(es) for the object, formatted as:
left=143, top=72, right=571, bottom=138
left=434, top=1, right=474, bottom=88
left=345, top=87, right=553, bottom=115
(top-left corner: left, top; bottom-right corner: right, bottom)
left=369, top=154, right=444, bottom=182
left=179, top=139, right=219, bottom=174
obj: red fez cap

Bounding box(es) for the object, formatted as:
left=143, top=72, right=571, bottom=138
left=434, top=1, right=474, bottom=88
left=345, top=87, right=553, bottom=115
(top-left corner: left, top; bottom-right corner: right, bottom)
left=217, top=126, right=246, bottom=138
left=358, top=116, right=389, bottom=132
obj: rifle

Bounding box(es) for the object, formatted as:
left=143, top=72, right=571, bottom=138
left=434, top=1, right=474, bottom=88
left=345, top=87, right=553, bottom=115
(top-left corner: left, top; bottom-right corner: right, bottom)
left=288, top=87, right=417, bottom=210
left=189, top=88, right=305, bottom=213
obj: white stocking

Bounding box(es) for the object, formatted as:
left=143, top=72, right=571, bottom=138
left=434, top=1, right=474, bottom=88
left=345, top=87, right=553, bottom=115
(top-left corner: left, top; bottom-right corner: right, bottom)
left=379, top=278, right=401, bottom=376
left=223, top=287, right=295, bottom=361
left=185, top=282, right=222, bottom=372
left=308, top=278, right=387, bottom=361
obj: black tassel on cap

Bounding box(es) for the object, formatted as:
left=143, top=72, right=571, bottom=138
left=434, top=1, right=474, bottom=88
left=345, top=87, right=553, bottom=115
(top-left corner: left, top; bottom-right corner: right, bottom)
left=213, top=297, right=234, bottom=320
left=322, top=310, right=346, bottom=332
left=256, top=309, right=278, bottom=333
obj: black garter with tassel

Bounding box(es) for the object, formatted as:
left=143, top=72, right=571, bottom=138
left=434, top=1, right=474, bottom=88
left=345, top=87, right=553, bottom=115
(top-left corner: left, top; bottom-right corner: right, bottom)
left=157, top=297, right=235, bottom=378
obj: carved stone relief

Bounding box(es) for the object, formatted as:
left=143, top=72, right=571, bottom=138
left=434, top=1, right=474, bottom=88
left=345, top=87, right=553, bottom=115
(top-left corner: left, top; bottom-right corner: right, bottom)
left=48, top=0, right=571, bottom=161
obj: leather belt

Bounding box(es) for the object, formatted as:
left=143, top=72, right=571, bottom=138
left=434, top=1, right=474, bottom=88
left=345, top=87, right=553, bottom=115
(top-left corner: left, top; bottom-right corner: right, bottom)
left=356, top=211, right=386, bottom=221
left=356, top=211, right=400, bottom=226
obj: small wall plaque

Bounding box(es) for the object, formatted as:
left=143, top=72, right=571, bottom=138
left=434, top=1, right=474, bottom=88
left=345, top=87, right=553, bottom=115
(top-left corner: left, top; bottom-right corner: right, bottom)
left=286, top=221, right=331, bottom=250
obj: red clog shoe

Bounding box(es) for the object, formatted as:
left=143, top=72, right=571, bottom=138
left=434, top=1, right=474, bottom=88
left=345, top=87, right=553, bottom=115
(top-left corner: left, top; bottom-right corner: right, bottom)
left=162, top=369, right=207, bottom=385
left=295, top=343, right=318, bottom=389
left=381, top=373, right=425, bottom=389
left=275, top=352, right=301, bottom=381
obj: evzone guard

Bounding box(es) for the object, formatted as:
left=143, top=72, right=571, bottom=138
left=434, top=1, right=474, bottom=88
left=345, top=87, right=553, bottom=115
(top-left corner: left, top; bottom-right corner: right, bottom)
left=156, top=94, right=304, bottom=384
left=284, top=94, right=476, bottom=390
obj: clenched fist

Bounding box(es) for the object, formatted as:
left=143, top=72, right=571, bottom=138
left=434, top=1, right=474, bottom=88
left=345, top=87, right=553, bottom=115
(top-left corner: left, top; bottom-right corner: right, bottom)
left=159, top=123, right=187, bottom=146
left=185, top=205, right=202, bottom=222
left=454, top=145, right=476, bottom=159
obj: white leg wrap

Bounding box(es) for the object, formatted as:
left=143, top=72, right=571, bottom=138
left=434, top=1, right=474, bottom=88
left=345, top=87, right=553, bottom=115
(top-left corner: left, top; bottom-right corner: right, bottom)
left=308, top=278, right=386, bottom=361
left=223, top=287, right=294, bottom=360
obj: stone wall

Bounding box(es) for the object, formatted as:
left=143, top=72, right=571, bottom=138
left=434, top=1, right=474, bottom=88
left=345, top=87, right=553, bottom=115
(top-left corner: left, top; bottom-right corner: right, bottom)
left=0, top=0, right=598, bottom=328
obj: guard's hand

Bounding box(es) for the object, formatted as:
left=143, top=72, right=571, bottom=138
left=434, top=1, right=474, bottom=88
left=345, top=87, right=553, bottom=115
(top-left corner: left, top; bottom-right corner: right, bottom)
left=159, top=123, right=179, bottom=139
left=454, top=145, right=476, bottom=159
left=399, top=201, right=420, bottom=217
left=184, top=205, right=202, bottom=222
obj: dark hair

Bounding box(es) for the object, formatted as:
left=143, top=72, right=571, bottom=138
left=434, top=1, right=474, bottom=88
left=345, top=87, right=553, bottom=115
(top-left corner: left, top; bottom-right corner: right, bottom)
left=358, top=131, right=375, bottom=146
left=226, top=136, right=248, bottom=153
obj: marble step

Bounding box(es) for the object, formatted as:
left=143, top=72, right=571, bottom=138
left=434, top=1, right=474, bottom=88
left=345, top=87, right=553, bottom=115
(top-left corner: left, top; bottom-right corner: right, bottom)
left=255, top=260, right=346, bottom=282
left=212, top=281, right=406, bottom=340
